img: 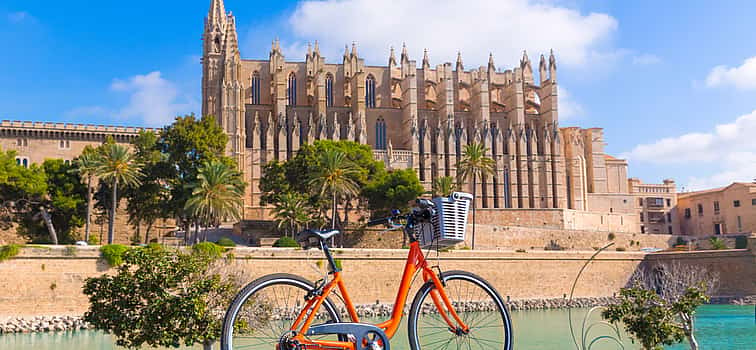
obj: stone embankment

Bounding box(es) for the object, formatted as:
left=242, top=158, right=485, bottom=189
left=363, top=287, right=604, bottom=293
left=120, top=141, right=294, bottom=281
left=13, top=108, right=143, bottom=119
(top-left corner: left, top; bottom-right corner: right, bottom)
left=0, top=315, right=91, bottom=334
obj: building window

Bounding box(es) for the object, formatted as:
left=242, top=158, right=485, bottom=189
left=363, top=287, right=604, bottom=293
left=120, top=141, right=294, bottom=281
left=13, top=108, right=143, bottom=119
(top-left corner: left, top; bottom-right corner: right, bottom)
left=733, top=200, right=740, bottom=207
left=638, top=198, right=643, bottom=206
left=16, top=138, right=22, bottom=146
left=697, top=204, right=703, bottom=216
left=250, top=71, right=261, bottom=105
left=375, top=117, right=387, bottom=149
left=714, top=223, right=722, bottom=235
left=684, top=208, right=691, bottom=218
left=752, top=198, right=756, bottom=206
left=737, top=215, right=742, bottom=232
left=666, top=198, right=671, bottom=207
left=668, top=226, right=672, bottom=234
left=58, top=140, right=71, bottom=149
left=640, top=212, right=644, bottom=222
left=15, top=157, right=29, bottom=168
left=365, top=74, right=376, bottom=108
left=325, top=73, right=334, bottom=107
left=23, top=139, right=27, bottom=146
left=287, top=73, right=297, bottom=106
left=640, top=226, right=645, bottom=234
left=713, top=201, right=720, bottom=213
left=666, top=212, right=671, bottom=223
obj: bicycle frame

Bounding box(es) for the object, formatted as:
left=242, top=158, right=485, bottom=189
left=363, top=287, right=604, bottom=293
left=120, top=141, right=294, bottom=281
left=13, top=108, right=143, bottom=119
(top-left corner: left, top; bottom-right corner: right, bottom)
left=289, top=241, right=469, bottom=350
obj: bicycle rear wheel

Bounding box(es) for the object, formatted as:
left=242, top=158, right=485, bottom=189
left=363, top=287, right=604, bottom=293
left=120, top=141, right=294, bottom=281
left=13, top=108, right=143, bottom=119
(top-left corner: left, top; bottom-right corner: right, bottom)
left=220, top=273, right=342, bottom=350
left=408, top=270, right=513, bottom=350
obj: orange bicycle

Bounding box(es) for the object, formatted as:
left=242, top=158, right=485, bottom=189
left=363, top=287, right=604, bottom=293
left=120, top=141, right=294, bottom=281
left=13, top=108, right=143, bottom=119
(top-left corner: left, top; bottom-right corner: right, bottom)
left=221, top=193, right=513, bottom=350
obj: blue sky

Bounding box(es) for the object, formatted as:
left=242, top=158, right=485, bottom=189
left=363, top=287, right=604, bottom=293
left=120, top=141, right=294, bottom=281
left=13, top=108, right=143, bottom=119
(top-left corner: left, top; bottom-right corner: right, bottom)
left=2, top=0, right=756, bottom=190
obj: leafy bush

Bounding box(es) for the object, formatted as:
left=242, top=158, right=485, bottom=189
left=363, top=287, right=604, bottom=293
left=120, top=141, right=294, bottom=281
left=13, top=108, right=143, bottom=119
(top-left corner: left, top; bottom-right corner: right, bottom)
left=215, top=237, right=236, bottom=247
left=87, top=235, right=100, bottom=245
left=607, top=233, right=616, bottom=241
left=192, top=242, right=224, bottom=259
left=709, top=237, right=727, bottom=250
left=100, top=244, right=131, bottom=267
left=83, top=245, right=237, bottom=349
left=272, top=236, right=299, bottom=248
left=544, top=240, right=564, bottom=251
left=0, top=244, right=21, bottom=262
left=675, top=236, right=687, bottom=246
left=734, top=235, right=747, bottom=249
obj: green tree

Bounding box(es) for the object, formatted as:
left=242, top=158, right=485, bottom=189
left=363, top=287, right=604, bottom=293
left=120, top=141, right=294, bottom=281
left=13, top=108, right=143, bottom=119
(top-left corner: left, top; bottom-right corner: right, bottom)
left=95, top=143, right=143, bottom=244
left=708, top=237, right=727, bottom=250
left=457, top=143, right=495, bottom=249
left=363, top=169, right=424, bottom=217
left=157, top=115, right=231, bottom=237
left=83, top=246, right=236, bottom=350
left=124, top=131, right=170, bottom=243
left=603, top=283, right=709, bottom=350
left=271, top=192, right=316, bottom=237
left=0, top=149, right=48, bottom=237
left=307, top=149, right=360, bottom=231
left=19, top=159, right=87, bottom=243
left=432, top=176, right=458, bottom=198
left=258, top=160, right=290, bottom=206
left=185, top=160, right=245, bottom=243
left=72, top=146, right=100, bottom=243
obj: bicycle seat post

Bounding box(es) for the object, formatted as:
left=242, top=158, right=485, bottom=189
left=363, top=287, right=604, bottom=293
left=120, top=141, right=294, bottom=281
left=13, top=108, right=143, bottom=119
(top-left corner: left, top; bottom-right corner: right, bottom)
left=319, top=239, right=341, bottom=273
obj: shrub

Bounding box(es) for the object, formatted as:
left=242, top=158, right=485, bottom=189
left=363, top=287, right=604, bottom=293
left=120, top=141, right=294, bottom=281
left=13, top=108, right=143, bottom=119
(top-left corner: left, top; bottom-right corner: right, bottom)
left=607, top=233, right=616, bottom=241
left=100, top=244, right=131, bottom=267
left=675, top=236, right=687, bottom=246
left=544, top=240, right=564, bottom=251
left=87, top=235, right=100, bottom=245
left=215, top=237, right=236, bottom=247
left=0, top=244, right=21, bottom=262
left=709, top=237, right=727, bottom=250
left=734, top=236, right=747, bottom=249
left=272, top=236, right=299, bottom=248
left=192, top=242, right=224, bottom=259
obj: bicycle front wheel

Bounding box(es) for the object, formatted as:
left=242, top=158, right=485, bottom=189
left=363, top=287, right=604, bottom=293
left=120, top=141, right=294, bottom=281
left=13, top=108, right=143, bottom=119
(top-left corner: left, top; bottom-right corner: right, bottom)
left=220, top=273, right=343, bottom=350
left=408, top=270, right=513, bottom=350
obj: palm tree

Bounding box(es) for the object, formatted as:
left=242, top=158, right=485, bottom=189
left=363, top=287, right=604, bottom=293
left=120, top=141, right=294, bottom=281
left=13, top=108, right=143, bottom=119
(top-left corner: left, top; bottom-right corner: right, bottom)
left=72, top=146, right=100, bottom=243
left=185, top=160, right=245, bottom=243
left=432, top=176, right=458, bottom=197
left=307, top=149, right=360, bottom=232
left=457, top=143, right=495, bottom=250
left=95, top=143, right=143, bottom=244
left=272, top=192, right=314, bottom=237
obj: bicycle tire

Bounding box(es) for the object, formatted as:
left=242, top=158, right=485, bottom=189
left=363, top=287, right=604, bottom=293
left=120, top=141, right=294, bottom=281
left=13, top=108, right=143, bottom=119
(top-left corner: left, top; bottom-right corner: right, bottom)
left=407, top=270, right=513, bottom=350
left=220, top=273, right=342, bottom=350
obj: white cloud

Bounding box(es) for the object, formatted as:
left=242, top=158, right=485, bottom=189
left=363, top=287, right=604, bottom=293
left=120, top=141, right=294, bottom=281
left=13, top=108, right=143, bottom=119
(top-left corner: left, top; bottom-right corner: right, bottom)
left=557, top=86, right=584, bottom=121
left=7, top=11, right=32, bottom=23
left=284, top=0, right=617, bottom=68
left=66, top=71, right=198, bottom=127
left=622, top=110, right=756, bottom=190
left=631, top=53, right=661, bottom=65
left=705, top=56, right=756, bottom=90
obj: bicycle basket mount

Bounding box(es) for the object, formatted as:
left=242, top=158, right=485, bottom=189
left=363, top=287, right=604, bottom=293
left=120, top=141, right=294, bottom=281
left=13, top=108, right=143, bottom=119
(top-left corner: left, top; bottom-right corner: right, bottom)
left=416, top=192, right=473, bottom=248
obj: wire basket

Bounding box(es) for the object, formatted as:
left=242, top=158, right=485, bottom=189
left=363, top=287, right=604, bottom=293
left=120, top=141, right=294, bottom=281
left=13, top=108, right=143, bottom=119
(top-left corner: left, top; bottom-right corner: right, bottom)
left=417, top=192, right=473, bottom=248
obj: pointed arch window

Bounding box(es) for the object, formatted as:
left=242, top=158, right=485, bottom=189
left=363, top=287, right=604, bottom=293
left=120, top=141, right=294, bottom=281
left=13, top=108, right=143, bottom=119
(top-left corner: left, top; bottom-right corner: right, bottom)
left=251, top=71, right=261, bottom=105
left=366, top=74, right=376, bottom=108
left=325, top=73, right=334, bottom=107
left=375, top=117, right=387, bottom=149
left=287, top=73, right=297, bottom=106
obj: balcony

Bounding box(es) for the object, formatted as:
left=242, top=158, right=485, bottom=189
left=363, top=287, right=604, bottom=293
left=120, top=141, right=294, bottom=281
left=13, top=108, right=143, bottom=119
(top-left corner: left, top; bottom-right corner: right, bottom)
left=373, top=150, right=413, bottom=169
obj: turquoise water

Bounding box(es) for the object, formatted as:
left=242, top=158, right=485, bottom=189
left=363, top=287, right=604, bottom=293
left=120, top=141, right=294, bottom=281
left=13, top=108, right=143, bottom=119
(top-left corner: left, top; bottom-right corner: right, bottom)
left=1, top=305, right=753, bottom=349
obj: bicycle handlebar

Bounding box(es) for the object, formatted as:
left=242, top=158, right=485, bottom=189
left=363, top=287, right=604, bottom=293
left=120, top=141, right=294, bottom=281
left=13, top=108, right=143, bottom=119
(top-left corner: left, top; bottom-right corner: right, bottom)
left=366, top=217, right=392, bottom=227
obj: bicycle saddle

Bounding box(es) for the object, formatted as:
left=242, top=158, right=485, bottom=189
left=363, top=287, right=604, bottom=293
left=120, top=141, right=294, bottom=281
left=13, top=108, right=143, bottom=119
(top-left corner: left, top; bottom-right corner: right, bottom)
left=296, top=229, right=340, bottom=248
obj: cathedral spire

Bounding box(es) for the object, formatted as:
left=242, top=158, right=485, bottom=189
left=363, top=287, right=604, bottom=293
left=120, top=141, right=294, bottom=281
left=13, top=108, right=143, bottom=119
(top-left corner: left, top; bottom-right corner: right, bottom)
left=207, top=0, right=227, bottom=29
left=351, top=42, right=358, bottom=57
left=488, top=52, right=495, bottom=72
left=388, top=46, right=397, bottom=66
left=307, top=42, right=312, bottom=57
left=314, top=40, right=320, bottom=56
left=456, top=51, right=464, bottom=71
left=422, top=49, right=430, bottom=69
left=343, top=44, right=349, bottom=59
left=400, top=42, right=409, bottom=62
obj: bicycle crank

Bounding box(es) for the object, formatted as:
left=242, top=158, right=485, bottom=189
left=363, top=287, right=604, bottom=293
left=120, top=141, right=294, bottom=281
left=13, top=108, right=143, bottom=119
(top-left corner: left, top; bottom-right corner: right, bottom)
left=306, top=323, right=390, bottom=350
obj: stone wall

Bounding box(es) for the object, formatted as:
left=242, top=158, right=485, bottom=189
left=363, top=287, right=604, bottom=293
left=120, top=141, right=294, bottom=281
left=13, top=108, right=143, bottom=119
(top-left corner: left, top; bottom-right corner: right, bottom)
left=474, top=208, right=638, bottom=233
left=1, top=245, right=752, bottom=319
